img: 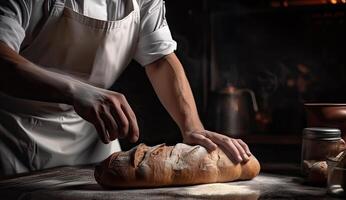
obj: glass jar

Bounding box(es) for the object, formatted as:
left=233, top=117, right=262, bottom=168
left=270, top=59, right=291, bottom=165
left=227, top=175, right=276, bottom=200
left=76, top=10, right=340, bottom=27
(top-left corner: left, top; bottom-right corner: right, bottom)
left=301, top=127, right=343, bottom=176
left=327, top=158, right=346, bottom=197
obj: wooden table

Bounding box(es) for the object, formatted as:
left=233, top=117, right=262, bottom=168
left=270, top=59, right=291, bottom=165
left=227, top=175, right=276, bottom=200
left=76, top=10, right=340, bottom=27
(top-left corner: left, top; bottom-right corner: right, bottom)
left=0, top=166, right=344, bottom=200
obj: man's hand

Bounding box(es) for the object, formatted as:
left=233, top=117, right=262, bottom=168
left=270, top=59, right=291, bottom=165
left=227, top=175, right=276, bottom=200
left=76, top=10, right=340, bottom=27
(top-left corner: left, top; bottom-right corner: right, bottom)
left=72, top=84, right=139, bottom=144
left=183, top=130, right=252, bottom=163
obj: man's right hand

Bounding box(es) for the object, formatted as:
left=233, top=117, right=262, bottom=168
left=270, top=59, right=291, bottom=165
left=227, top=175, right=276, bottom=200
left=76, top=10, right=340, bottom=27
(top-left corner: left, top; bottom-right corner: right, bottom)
left=72, top=84, right=139, bottom=144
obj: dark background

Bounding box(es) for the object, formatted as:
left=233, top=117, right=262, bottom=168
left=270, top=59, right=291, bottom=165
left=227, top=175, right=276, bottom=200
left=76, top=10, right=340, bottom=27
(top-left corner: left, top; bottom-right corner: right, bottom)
left=113, top=0, right=346, bottom=165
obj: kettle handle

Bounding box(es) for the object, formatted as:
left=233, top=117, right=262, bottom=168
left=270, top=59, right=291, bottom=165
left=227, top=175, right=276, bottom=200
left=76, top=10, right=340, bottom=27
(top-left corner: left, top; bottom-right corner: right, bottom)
left=238, top=89, right=259, bottom=112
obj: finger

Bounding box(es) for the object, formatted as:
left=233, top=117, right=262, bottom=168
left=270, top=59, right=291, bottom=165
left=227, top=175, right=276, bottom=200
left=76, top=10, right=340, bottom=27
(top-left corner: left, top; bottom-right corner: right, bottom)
left=232, top=139, right=249, bottom=162
left=100, top=105, right=118, bottom=141
left=190, top=133, right=217, bottom=151
left=206, top=133, right=242, bottom=163
left=237, top=139, right=251, bottom=156
left=120, top=102, right=139, bottom=143
left=111, top=104, right=129, bottom=139
left=93, top=111, right=110, bottom=144
left=222, top=138, right=243, bottom=163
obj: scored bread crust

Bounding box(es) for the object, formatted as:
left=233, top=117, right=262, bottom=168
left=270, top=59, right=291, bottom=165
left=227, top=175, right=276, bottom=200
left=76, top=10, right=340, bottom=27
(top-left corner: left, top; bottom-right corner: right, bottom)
left=94, top=143, right=261, bottom=188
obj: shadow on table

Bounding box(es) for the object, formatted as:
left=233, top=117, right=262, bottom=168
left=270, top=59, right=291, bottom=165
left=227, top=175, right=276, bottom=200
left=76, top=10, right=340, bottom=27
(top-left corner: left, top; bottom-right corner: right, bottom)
left=61, top=183, right=99, bottom=189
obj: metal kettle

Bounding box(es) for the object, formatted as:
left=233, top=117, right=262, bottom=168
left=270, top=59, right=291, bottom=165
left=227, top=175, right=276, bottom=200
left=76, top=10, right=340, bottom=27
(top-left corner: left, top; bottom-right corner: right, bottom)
left=207, top=86, right=258, bottom=136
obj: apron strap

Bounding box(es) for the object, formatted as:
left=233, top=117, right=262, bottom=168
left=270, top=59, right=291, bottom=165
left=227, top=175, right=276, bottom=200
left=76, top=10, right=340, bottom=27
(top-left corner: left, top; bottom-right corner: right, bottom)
left=53, top=0, right=66, bottom=6
left=43, top=0, right=64, bottom=16
left=132, top=0, right=139, bottom=11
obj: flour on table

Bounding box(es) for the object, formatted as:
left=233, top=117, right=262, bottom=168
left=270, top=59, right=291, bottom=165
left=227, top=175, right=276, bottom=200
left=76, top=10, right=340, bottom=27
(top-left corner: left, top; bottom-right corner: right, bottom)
left=171, top=183, right=260, bottom=199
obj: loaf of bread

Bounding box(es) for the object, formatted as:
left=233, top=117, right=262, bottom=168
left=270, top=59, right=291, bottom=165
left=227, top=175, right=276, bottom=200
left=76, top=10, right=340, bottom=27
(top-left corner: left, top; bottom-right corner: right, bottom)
left=94, top=143, right=260, bottom=188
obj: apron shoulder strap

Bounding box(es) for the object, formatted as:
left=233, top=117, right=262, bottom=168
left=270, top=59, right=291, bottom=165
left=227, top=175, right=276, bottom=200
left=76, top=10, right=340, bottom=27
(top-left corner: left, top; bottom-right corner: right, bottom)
left=55, top=0, right=66, bottom=4
left=44, top=0, right=64, bottom=16
left=132, top=0, right=140, bottom=12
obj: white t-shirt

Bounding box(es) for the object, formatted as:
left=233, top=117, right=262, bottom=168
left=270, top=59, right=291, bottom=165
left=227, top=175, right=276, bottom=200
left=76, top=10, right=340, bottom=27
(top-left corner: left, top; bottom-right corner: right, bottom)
left=0, top=0, right=176, bottom=66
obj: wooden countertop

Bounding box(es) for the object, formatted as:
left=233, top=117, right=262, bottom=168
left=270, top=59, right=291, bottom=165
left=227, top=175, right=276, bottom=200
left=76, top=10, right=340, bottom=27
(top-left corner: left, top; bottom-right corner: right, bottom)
left=0, top=166, right=344, bottom=200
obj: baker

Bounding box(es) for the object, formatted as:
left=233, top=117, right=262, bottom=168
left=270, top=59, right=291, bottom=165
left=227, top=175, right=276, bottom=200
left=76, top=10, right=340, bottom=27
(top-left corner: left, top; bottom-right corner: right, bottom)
left=0, top=0, right=252, bottom=177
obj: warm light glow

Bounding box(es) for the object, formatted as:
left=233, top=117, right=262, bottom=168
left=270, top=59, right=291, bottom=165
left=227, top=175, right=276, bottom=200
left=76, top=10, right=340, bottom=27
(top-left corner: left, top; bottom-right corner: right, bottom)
left=271, top=0, right=346, bottom=7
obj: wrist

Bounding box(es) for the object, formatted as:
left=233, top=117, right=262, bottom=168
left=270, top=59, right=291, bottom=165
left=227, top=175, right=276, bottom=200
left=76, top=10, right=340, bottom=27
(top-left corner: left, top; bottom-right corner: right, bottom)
left=65, top=80, right=86, bottom=105
left=64, top=81, right=77, bottom=105
left=41, top=68, right=83, bottom=105
left=180, top=119, right=205, bottom=137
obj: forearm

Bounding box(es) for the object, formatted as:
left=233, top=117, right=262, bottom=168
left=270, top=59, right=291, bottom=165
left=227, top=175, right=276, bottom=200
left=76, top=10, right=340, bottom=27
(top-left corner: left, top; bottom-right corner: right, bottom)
left=0, top=42, right=84, bottom=104
left=145, top=53, right=203, bottom=134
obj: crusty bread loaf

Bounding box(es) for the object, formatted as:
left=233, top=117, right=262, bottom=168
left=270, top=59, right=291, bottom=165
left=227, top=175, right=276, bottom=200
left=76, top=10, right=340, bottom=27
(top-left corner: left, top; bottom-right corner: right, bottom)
left=94, top=143, right=261, bottom=188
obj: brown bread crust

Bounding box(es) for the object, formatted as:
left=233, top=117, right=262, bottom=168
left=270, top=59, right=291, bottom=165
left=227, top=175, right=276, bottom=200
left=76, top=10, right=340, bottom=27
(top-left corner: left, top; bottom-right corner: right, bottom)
left=95, top=143, right=260, bottom=188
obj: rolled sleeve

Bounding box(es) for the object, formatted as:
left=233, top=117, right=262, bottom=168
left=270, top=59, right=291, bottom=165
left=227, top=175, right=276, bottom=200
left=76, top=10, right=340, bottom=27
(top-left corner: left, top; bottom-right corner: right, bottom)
left=0, top=15, right=25, bottom=52
left=134, top=0, right=177, bottom=66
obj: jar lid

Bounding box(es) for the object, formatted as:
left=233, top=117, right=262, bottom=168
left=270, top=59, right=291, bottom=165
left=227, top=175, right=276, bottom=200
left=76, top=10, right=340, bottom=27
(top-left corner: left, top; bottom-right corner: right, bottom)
left=303, top=127, right=341, bottom=140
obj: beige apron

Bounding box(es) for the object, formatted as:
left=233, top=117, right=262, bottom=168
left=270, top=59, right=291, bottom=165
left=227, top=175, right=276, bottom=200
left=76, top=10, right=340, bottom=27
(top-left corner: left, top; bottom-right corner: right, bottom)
left=0, top=0, right=140, bottom=176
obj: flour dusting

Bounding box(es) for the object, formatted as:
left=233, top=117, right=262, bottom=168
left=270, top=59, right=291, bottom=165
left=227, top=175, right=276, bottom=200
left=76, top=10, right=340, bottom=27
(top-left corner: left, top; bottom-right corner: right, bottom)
left=174, top=183, right=260, bottom=199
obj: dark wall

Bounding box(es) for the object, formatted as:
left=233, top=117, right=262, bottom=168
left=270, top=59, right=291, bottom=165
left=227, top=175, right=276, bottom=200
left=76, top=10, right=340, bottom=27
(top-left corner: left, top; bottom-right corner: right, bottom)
left=114, top=0, right=346, bottom=150
left=208, top=1, right=346, bottom=134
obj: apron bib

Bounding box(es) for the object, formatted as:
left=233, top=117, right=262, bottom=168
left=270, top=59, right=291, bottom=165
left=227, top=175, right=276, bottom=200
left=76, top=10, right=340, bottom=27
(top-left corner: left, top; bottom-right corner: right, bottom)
left=0, top=0, right=140, bottom=176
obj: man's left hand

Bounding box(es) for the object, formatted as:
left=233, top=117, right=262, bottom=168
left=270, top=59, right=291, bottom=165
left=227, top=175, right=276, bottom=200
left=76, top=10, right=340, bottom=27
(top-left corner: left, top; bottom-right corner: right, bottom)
left=183, top=130, right=252, bottom=163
